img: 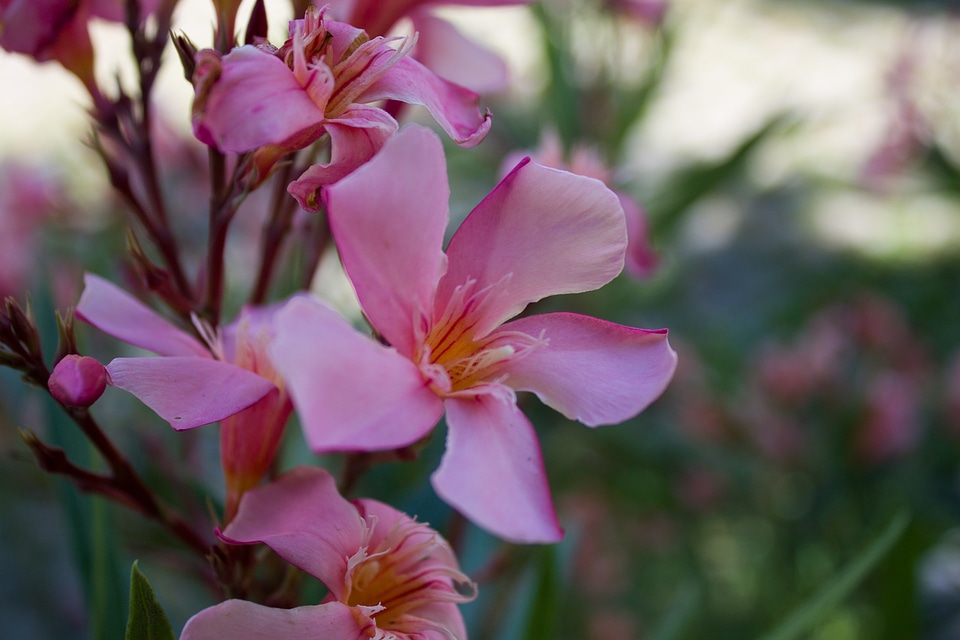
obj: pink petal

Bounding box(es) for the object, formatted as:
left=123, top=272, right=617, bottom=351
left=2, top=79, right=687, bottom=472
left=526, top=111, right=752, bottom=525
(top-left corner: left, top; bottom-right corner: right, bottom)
left=76, top=273, right=209, bottom=358
left=270, top=297, right=444, bottom=452
left=287, top=105, right=398, bottom=211
left=105, top=357, right=275, bottom=430
left=411, top=12, right=508, bottom=94
left=359, top=55, right=491, bottom=147
left=438, top=160, right=627, bottom=337
left=180, top=600, right=374, bottom=640
left=323, top=126, right=449, bottom=357
left=499, top=312, right=677, bottom=426
left=619, top=191, right=658, bottom=279
left=220, top=467, right=365, bottom=599
left=433, top=390, right=563, bottom=543
left=192, top=46, right=327, bottom=152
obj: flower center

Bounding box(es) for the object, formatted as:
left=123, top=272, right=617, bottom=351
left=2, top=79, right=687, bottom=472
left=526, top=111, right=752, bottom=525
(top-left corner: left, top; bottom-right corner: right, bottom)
left=417, top=279, right=544, bottom=395
left=280, top=6, right=413, bottom=120
left=345, top=517, right=475, bottom=631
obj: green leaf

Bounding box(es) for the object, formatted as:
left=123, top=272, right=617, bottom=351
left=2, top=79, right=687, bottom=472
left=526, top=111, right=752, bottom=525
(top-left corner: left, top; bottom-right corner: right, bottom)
left=522, top=545, right=562, bottom=640
left=125, top=561, right=175, bottom=640
left=649, top=581, right=700, bottom=640
left=758, top=511, right=910, bottom=640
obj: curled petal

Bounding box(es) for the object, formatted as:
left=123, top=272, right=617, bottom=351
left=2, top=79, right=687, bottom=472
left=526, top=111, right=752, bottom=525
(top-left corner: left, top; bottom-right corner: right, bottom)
left=359, top=55, right=491, bottom=148
left=106, top=357, right=275, bottom=430
left=287, top=105, right=398, bottom=211
left=433, top=390, right=563, bottom=544
left=221, top=467, right=366, bottom=599
left=192, top=45, right=327, bottom=152
left=439, top=160, right=627, bottom=337
left=499, top=312, right=677, bottom=426
left=181, top=600, right=375, bottom=640
left=323, top=125, right=449, bottom=356
left=270, top=297, right=444, bottom=452
left=76, top=273, right=209, bottom=358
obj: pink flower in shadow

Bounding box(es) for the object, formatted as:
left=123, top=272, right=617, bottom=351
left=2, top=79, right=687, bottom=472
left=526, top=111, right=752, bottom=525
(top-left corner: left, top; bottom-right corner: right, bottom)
left=181, top=466, right=475, bottom=640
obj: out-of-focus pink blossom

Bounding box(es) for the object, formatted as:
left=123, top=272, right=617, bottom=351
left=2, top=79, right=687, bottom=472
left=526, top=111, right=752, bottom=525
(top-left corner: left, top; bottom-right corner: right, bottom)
left=48, top=355, right=107, bottom=407
left=0, top=0, right=155, bottom=94
left=944, top=351, right=960, bottom=436
left=605, top=0, right=669, bottom=29
left=270, top=126, right=677, bottom=543
left=327, top=0, right=531, bottom=93
left=503, top=130, right=658, bottom=280
left=180, top=466, right=475, bottom=640
left=0, top=164, right=65, bottom=296
left=855, top=371, right=922, bottom=464
left=192, top=5, right=491, bottom=208
left=75, top=274, right=292, bottom=519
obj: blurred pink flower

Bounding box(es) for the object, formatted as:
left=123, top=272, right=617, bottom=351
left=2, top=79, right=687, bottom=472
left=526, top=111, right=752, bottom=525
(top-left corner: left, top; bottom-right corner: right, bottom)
left=327, top=0, right=531, bottom=93
left=270, top=126, right=677, bottom=543
left=75, top=274, right=292, bottom=519
left=0, top=164, right=66, bottom=296
left=181, top=466, right=475, bottom=640
left=192, top=5, right=491, bottom=207
left=855, top=371, right=922, bottom=464
left=503, top=130, right=658, bottom=279
left=0, top=0, right=156, bottom=93
left=605, top=0, right=668, bottom=28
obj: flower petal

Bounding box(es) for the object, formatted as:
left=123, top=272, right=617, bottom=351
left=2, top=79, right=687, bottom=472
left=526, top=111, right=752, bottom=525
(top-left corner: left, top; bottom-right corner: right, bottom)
left=411, top=12, right=508, bottom=94
left=433, top=390, right=563, bottom=543
left=106, top=357, right=275, bottom=430
left=192, top=46, right=327, bottom=152
left=270, top=296, right=444, bottom=452
left=439, top=160, right=627, bottom=336
left=220, top=467, right=365, bottom=599
left=287, top=105, right=398, bottom=211
left=180, top=600, right=374, bottom=640
left=499, top=312, right=677, bottom=426
left=76, top=273, right=209, bottom=358
left=359, top=55, right=491, bottom=147
left=323, top=125, right=449, bottom=357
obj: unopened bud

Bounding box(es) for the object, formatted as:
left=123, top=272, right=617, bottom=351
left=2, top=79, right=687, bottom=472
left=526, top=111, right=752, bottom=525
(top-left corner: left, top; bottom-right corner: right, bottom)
left=48, top=355, right=107, bottom=407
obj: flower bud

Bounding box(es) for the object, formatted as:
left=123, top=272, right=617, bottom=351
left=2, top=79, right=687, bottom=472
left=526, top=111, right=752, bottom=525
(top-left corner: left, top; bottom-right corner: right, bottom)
left=48, top=354, right=107, bottom=407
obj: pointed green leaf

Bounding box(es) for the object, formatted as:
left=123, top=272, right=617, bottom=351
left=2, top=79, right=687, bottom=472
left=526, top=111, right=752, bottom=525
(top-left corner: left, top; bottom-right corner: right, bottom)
left=758, top=511, right=909, bottom=640
left=125, top=561, right=175, bottom=640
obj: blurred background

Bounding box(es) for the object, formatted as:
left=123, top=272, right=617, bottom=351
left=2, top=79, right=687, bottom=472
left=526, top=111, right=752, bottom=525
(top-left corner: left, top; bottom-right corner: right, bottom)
left=2, top=0, right=960, bottom=638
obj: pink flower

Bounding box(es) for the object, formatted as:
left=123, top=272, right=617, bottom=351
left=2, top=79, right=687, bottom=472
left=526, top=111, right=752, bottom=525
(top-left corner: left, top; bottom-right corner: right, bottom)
left=75, top=274, right=292, bottom=519
left=180, top=466, right=475, bottom=640
left=270, top=126, right=677, bottom=543
left=192, top=5, right=491, bottom=208
left=503, top=130, right=658, bottom=279
left=328, top=0, right=533, bottom=93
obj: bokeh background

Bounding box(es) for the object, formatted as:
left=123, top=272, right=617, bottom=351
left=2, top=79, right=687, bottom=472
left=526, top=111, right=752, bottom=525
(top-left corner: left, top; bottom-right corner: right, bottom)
left=2, top=0, right=960, bottom=638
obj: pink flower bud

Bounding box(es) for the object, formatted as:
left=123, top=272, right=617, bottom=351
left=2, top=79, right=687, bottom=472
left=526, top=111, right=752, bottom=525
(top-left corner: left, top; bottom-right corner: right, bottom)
left=48, top=354, right=107, bottom=407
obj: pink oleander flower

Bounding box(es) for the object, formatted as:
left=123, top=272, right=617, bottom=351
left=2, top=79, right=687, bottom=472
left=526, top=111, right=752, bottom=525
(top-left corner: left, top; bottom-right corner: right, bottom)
left=503, top=130, right=658, bottom=280
left=327, top=0, right=532, bottom=93
left=270, top=126, right=677, bottom=543
left=192, top=4, right=491, bottom=209
left=75, top=274, right=292, bottom=520
left=180, top=466, right=475, bottom=640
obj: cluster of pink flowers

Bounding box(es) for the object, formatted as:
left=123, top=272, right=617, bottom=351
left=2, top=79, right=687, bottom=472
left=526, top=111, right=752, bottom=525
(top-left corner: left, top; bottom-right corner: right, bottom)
left=4, top=1, right=676, bottom=637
